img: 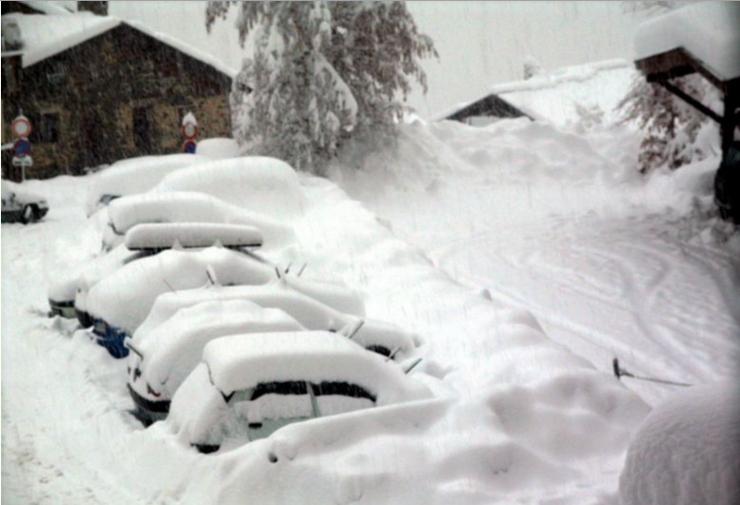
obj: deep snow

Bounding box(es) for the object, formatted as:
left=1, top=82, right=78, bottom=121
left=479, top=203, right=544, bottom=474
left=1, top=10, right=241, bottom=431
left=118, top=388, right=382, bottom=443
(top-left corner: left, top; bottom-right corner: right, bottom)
left=2, top=114, right=739, bottom=504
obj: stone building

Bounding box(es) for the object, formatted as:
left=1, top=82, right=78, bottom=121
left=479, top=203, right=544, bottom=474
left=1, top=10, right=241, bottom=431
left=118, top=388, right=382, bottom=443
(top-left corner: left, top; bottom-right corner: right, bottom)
left=1, top=1, right=235, bottom=180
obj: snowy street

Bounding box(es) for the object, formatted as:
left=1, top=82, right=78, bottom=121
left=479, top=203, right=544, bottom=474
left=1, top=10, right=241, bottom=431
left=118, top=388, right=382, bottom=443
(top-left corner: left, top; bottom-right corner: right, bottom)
left=3, top=1, right=740, bottom=504
left=339, top=120, right=740, bottom=406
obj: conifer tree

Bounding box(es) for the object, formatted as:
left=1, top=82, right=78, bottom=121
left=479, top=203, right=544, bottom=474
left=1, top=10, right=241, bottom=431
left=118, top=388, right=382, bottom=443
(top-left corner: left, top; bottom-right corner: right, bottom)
left=207, top=1, right=437, bottom=175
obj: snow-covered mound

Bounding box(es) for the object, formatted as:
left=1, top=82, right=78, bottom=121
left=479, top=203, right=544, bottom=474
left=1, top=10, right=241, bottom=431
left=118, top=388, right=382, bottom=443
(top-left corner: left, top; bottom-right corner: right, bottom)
left=154, top=157, right=306, bottom=220
left=107, top=191, right=295, bottom=250
left=619, top=381, right=740, bottom=505
left=86, top=154, right=210, bottom=215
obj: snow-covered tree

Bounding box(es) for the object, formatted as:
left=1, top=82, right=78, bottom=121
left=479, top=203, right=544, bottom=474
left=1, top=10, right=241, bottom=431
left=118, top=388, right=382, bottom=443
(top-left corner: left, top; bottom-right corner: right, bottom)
left=523, top=56, right=544, bottom=80
left=619, top=74, right=718, bottom=173
left=618, top=0, right=716, bottom=173
left=206, top=1, right=437, bottom=175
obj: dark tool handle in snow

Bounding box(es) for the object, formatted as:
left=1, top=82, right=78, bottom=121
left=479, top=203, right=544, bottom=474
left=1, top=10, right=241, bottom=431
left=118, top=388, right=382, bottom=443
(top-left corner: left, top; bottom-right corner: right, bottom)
left=612, top=358, right=692, bottom=387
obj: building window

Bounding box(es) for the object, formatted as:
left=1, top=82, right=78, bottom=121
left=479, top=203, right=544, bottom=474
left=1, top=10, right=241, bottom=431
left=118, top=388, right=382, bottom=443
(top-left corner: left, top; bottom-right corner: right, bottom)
left=29, top=113, right=59, bottom=143
left=40, top=113, right=59, bottom=142
left=133, top=106, right=152, bottom=153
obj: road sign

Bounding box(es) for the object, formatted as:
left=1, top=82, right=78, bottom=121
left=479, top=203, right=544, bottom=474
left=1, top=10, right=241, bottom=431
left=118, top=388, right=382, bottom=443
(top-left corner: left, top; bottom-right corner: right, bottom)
left=11, top=116, right=32, bottom=138
left=12, top=156, right=33, bottom=168
left=14, top=138, right=31, bottom=158
left=182, top=122, right=198, bottom=139
left=182, top=139, right=197, bottom=154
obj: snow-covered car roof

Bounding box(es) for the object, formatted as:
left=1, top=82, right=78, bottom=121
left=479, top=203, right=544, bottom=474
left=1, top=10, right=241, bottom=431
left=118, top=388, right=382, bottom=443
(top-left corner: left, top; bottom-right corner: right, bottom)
left=203, top=332, right=424, bottom=401
left=124, top=223, right=263, bottom=251
left=133, top=282, right=412, bottom=360
left=107, top=191, right=295, bottom=250
left=86, top=154, right=211, bottom=216
left=86, top=247, right=275, bottom=334
left=153, top=157, right=306, bottom=220
left=635, top=2, right=740, bottom=81
left=130, top=300, right=305, bottom=399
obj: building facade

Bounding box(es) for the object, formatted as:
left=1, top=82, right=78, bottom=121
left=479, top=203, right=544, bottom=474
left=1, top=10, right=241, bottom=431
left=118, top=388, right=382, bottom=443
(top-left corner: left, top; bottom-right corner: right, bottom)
left=1, top=2, right=234, bottom=180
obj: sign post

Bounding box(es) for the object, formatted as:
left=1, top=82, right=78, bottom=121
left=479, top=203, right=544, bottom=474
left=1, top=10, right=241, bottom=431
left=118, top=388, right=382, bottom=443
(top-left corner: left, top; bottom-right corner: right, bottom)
left=181, top=112, right=198, bottom=154
left=11, top=115, right=33, bottom=181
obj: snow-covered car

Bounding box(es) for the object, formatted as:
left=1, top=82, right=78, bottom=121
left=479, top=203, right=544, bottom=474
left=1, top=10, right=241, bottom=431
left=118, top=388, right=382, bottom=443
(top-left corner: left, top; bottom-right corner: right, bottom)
left=86, top=154, right=210, bottom=216
left=126, top=299, right=305, bottom=425
left=133, top=281, right=416, bottom=363
left=152, top=156, right=306, bottom=220
left=49, top=222, right=263, bottom=322
left=1, top=180, right=49, bottom=224
left=168, top=331, right=431, bottom=453
left=103, top=191, right=295, bottom=251
left=86, top=248, right=366, bottom=358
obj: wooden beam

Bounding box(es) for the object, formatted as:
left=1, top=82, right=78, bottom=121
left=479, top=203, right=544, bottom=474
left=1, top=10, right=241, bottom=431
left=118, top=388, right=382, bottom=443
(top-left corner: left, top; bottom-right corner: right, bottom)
left=657, top=79, right=722, bottom=124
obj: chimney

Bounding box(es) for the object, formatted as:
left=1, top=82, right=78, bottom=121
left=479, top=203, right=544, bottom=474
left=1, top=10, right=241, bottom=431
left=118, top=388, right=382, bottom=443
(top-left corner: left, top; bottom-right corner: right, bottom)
left=77, top=1, right=108, bottom=16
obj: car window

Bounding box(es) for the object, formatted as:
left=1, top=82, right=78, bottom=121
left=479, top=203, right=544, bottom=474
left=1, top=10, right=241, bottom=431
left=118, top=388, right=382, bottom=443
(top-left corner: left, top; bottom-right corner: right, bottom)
left=310, top=381, right=376, bottom=402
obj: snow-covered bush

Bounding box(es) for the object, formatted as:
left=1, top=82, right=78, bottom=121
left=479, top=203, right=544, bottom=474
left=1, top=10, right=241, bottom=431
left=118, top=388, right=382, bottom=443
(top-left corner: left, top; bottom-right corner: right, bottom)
left=206, top=1, right=437, bottom=175
left=619, top=381, right=740, bottom=505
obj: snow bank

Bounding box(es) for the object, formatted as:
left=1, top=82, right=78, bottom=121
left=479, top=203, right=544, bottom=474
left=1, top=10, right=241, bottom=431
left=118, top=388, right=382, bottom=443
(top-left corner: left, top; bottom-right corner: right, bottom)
left=107, top=192, right=295, bottom=251
left=124, top=223, right=263, bottom=251
left=635, top=2, right=740, bottom=81
left=619, top=381, right=740, bottom=505
left=154, top=157, right=306, bottom=220
left=86, top=248, right=275, bottom=334
left=131, top=300, right=304, bottom=401
left=196, top=138, right=242, bottom=160
left=86, top=154, right=210, bottom=215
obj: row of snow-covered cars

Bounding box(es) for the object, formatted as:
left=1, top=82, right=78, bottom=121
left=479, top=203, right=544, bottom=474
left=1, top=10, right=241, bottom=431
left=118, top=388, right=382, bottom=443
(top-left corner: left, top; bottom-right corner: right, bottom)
left=49, top=153, right=430, bottom=453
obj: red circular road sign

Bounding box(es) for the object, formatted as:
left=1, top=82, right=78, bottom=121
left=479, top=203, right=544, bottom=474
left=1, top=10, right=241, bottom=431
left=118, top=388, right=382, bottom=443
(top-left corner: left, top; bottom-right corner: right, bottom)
left=182, top=122, right=198, bottom=139
left=182, top=139, right=198, bottom=153
left=11, top=117, right=32, bottom=138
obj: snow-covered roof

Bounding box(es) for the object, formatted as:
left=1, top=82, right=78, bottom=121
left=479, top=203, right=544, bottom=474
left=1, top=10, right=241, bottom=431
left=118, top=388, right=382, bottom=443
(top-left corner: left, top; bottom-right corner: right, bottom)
left=17, top=1, right=75, bottom=15
left=436, top=59, right=637, bottom=128
left=7, top=12, right=238, bottom=76
left=635, top=2, right=740, bottom=82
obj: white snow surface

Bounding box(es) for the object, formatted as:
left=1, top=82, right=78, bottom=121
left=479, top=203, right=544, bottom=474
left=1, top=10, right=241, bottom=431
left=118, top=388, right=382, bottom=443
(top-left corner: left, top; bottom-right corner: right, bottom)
left=635, top=2, right=740, bottom=81
left=154, top=157, right=307, bottom=221
left=107, top=191, right=295, bottom=250
left=619, top=381, right=740, bottom=505
left=86, top=154, right=212, bottom=216
left=130, top=300, right=304, bottom=400
left=2, top=108, right=736, bottom=505
left=124, top=222, right=263, bottom=251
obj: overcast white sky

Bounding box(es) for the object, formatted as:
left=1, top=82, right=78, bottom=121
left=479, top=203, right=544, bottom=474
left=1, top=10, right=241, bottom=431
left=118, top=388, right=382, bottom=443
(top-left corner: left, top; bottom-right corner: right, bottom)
left=110, top=1, right=641, bottom=118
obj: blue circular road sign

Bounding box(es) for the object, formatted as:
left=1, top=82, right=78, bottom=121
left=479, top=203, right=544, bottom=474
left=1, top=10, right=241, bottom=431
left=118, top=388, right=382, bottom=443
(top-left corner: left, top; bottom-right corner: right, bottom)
left=182, top=139, right=197, bottom=154
left=14, top=138, right=31, bottom=158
